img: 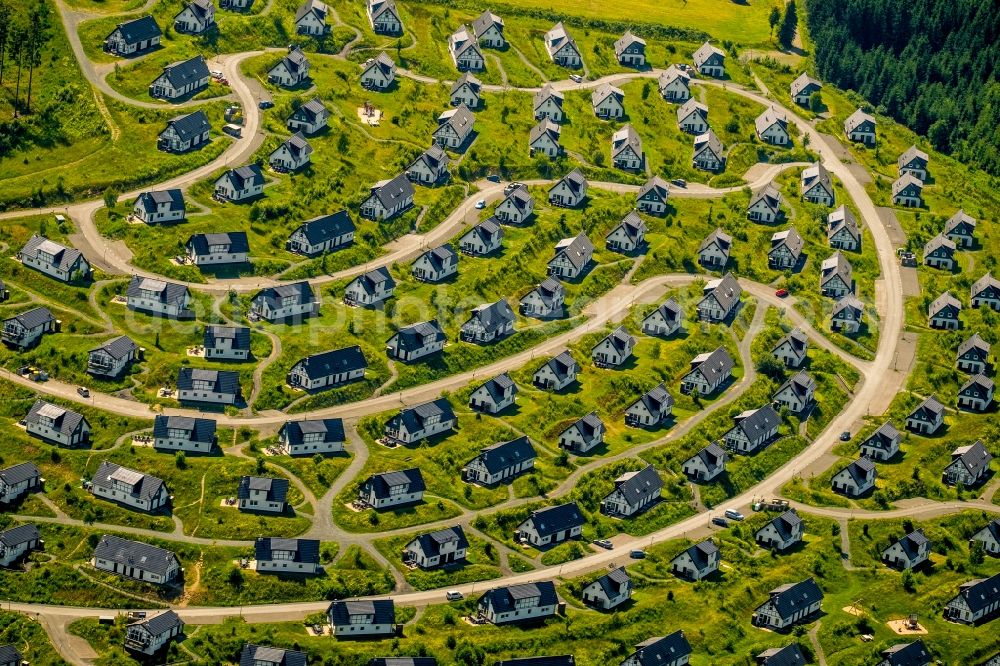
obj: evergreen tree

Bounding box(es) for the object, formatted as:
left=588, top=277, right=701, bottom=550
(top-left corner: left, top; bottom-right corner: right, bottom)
left=769, top=6, right=781, bottom=37
left=778, top=1, right=798, bottom=49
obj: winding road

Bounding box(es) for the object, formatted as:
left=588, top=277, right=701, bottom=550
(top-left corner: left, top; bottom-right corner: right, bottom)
left=0, top=1, right=989, bottom=660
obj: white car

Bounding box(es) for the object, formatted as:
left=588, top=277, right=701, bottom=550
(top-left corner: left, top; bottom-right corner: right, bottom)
left=446, top=590, right=463, bottom=601
left=724, top=509, right=745, bottom=521
left=474, top=199, right=486, bottom=209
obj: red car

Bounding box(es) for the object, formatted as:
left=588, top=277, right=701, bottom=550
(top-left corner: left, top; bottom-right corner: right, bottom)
left=775, top=288, right=789, bottom=298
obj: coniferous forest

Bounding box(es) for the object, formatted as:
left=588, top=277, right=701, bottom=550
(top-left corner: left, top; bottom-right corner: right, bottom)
left=805, top=0, right=1000, bottom=175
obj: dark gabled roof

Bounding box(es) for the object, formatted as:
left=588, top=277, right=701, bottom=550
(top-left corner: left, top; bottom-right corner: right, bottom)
left=135, top=189, right=184, bottom=215
left=880, top=640, right=930, bottom=666
left=955, top=572, right=1000, bottom=613
left=638, top=175, right=669, bottom=202
left=0, top=462, right=41, bottom=486
left=700, top=273, right=741, bottom=312
left=838, top=457, right=876, bottom=486
left=219, top=163, right=265, bottom=190
left=627, top=631, right=692, bottom=666
left=182, top=0, right=214, bottom=20
left=733, top=405, right=781, bottom=438
left=295, top=211, right=354, bottom=245
left=0, top=523, right=40, bottom=548
left=0, top=645, right=21, bottom=664
left=368, top=173, right=414, bottom=210
left=908, top=395, right=944, bottom=420
left=127, top=275, right=189, bottom=306
left=204, top=325, right=251, bottom=351
left=386, top=399, right=455, bottom=436
left=944, top=209, right=976, bottom=236
left=801, top=162, right=832, bottom=194
left=773, top=328, right=808, bottom=358
left=479, top=581, right=557, bottom=612
left=530, top=118, right=561, bottom=146
left=523, top=501, right=584, bottom=538
left=693, top=129, right=723, bottom=158
left=759, top=510, right=802, bottom=543
left=476, top=372, right=517, bottom=404
left=92, top=461, right=165, bottom=501
left=5, top=306, right=55, bottom=330
left=923, top=234, right=955, bottom=259
left=273, top=132, right=313, bottom=161
left=253, top=537, right=320, bottom=564
left=614, top=30, right=645, bottom=57
left=89, top=335, right=138, bottom=360
left=958, top=333, right=990, bottom=359
left=593, top=566, right=630, bottom=598
left=755, top=107, right=787, bottom=136
left=972, top=271, right=1000, bottom=298
left=689, top=442, right=726, bottom=469
left=673, top=539, right=718, bottom=570
left=646, top=298, right=681, bottom=326
left=634, top=382, right=673, bottom=415
left=463, top=218, right=503, bottom=247
left=176, top=367, right=241, bottom=396
left=551, top=233, right=593, bottom=270
left=158, top=55, right=209, bottom=90
left=887, top=530, right=930, bottom=561
left=523, top=277, right=565, bottom=310
left=929, top=291, right=961, bottom=319
left=153, top=415, right=217, bottom=443
left=592, top=82, right=624, bottom=109
left=435, top=105, right=475, bottom=138
left=25, top=399, right=87, bottom=436
left=473, top=436, right=537, bottom=475
left=292, top=345, right=368, bottom=381
left=352, top=266, right=396, bottom=296
left=790, top=72, right=822, bottom=97
left=451, top=71, right=482, bottom=96
left=776, top=372, right=815, bottom=402
left=949, top=440, right=993, bottom=478
left=700, top=227, right=732, bottom=255
left=253, top=281, right=315, bottom=309
left=832, top=294, right=864, bottom=318
left=959, top=373, right=995, bottom=398
left=290, top=96, right=328, bottom=123
left=693, top=41, right=725, bottom=67
left=465, top=299, right=515, bottom=334
left=658, top=64, right=690, bottom=91
left=756, top=643, right=807, bottom=666
left=502, top=184, right=534, bottom=212
left=390, top=319, right=446, bottom=352
left=562, top=412, right=603, bottom=443
left=828, top=205, right=860, bottom=242
left=550, top=169, right=588, bottom=197
left=238, top=476, right=289, bottom=503
left=533, top=83, right=564, bottom=110
left=770, top=226, right=805, bottom=259
left=239, top=643, right=308, bottom=666
left=677, top=98, right=708, bottom=124
left=20, top=234, right=86, bottom=273
left=539, top=350, right=578, bottom=381
left=544, top=22, right=577, bottom=54
left=295, top=0, right=328, bottom=22
left=164, top=110, right=210, bottom=143
left=687, top=346, right=735, bottom=385
left=412, top=144, right=449, bottom=173
left=892, top=173, right=923, bottom=197
left=109, top=14, right=161, bottom=45
left=272, top=46, right=309, bottom=77
left=610, top=464, right=663, bottom=503
left=471, top=10, right=503, bottom=38
left=860, top=421, right=899, bottom=453
left=93, top=534, right=177, bottom=576
left=408, top=525, right=469, bottom=557
left=280, top=418, right=344, bottom=445
left=844, top=108, right=876, bottom=133
left=364, top=468, right=425, bottom=497
left=328, top=599, right=395, bottom=625
left=765, top=578, right=823, bottom=620
left=595, top=326, right=634, bottom=355
left=416, top=244, right=458, bottom=274
left=364, top=52, right=396, bottom=79
left=898, top=145, right=929, bottom=169
left=132, top=610, right=183, bottom=637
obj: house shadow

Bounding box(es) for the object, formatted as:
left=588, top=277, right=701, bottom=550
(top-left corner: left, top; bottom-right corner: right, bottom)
left=451, top=129, right=479, bottom=154
left=120, top=44, right=163, bottom=60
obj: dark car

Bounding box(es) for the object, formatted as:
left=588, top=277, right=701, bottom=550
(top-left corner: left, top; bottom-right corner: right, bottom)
left=840, top=430, right=851, bottom=441
left=712, top=517, right=729, bottom=528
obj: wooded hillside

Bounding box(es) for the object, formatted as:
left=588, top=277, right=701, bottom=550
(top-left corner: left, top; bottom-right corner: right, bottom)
left=805, top=0, right=1000, bottom=175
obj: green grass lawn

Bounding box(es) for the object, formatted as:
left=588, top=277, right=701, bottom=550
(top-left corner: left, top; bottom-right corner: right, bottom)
left=373, top=530, right=503, bottom=591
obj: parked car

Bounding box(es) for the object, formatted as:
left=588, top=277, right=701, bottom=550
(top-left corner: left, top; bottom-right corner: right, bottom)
left=446, top=590, right=463, bottom=601
left=671, top=178, right=687, bottom=188
left=775, top=288, right=789, bottom=298
left=259, top=99, right=274, bottom=109
left=840, top=430, right=852, bottom=441
left=593, top=539, right=614, bottom=550
left=629, top=549, right=646, bottom=559
left=569, top=74, right=583, bottom=83
left=724, top=509, right=745, bottom=521
left=475, top=199, right=486, bottom=209
left=77, top=386, right=90, bottom=398
left=711, top=517, right=729, bottom=528
left=486, top=174, right=501, bottom=183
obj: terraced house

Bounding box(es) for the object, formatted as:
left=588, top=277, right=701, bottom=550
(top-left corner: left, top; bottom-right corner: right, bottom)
left=87, top=335, right=139, bottom=378
left=250, top=282, right=318, bottom=322
left=93, top=535, right=179, bottom=585
left=477, top=582, right=558, bottom=625
left=361, top=173, right=414, bottom=220
left=386, top=320, right=446, bottom=361
left=463, top=436, right=537, bottom=485
left=344, top=267, right=395, bottom=306
left=104, top=15, right=161, bottom=55
left=24, top=400, right=90, bottom=447
left=544, top=22, right=581, bottom=67
left=185, top=231, right=250, bottom=266
left=158, top=110, right=210, bottom=152
left=133, top=189, right=185, bottom=224
left=2, top=306, right=55, bottom=348
left=126, top=276, right=192, bottom=319
left=149, top=55, right=209, bottom=100
left=90, top=461, right=169, bottom=513
left=288, top=346, right=367, bottom=391
left=278, top=418, right=345, bottom=455
left=367, top=0, right=402, bottom=34
left=18, top=234, right=90, bottom=282
left=153, top=415, right=217, bottom=453
left=176, top=367, right=242, bottom=404
left=516, top=502, right=584, bottom=547
left=601, top=464, right=662, bottom=517
left=359, top=469, right=425, bottom=509
left=384, top=399, right=456, bottom=444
